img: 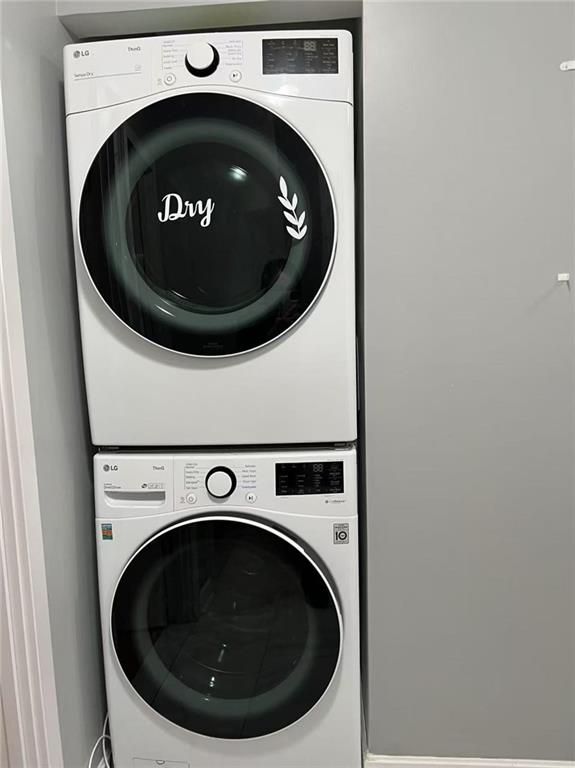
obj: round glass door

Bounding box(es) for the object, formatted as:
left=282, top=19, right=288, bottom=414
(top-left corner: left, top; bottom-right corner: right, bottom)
left=80, top=93, right=336, bottom=356
left=111, top=517, right=342, bottom=739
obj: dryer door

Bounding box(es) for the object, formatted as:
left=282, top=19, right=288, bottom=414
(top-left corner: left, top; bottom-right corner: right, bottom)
left=79, top=93, right=336, bottom=356
left=111, top=516, right=342, bottom=739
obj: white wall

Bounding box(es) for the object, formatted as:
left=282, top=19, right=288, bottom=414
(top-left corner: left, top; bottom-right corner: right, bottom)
left=363, top=0, right=575, bottom=760
left=0, top=1, right=105, bottom=766
left=0, top=697, right=8, bottom=768
left=56, top=0, right=361, bottom=38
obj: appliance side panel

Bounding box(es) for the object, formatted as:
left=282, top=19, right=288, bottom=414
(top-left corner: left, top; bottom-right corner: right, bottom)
left=1, top=2, right=106, bottom=766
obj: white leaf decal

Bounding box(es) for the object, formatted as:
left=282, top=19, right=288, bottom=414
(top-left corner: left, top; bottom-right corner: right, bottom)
left=286, top=225, right=302, bottom=239
left=277, top=178, right=307, bottom=241
left=283, top=211, right=299, bottom=226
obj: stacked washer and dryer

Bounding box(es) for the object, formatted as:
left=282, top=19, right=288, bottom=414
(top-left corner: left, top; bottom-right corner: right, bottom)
left=64, top=30, right=360, bottom=768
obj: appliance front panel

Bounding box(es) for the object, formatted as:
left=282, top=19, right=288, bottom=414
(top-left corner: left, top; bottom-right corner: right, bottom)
left=65, top=35, right=356, bottom=445
left=96, top=512, right=361, bottom=768
left=79, top=91, right=336, bottom=356
left=94, top=449, right=361, bottom=767
left=111, top=515, right=342, bottom=739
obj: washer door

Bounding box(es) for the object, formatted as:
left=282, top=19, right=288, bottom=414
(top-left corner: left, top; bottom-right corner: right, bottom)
left=111, top=517, right=342, bottom=739
left=80, top=93, right=336, bottom=356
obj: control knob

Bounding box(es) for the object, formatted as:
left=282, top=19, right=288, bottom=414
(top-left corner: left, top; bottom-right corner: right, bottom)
left=206, top=466, right=236, bottom=498
left=184, top=42, right=220, bottom=77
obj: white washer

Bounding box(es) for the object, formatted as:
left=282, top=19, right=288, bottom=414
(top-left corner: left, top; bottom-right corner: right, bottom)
left=64, top=31, right=356, bottom=447
left=95, top=447, right=361, bottom=768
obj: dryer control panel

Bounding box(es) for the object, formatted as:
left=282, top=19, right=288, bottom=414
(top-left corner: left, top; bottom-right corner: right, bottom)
left=64, top=30, right=353, bottom=116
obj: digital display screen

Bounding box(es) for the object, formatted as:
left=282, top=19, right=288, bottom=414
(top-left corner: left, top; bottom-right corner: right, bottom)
left=262, top=38, right=338, bottom=75
left=276, top=461, right=344, bottom=495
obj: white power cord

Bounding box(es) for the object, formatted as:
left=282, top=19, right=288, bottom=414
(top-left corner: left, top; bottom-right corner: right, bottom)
left=87, top=713, right=113, bottom=768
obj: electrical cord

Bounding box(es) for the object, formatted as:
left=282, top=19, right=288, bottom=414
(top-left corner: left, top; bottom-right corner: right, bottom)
left=87, top=713, right=113, bottom=768
left=103, top=714, right=112, bottom=768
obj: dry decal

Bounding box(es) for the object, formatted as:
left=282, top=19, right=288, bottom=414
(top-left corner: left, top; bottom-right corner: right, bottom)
left=101, top=523, right=113, bottom=541
left=157, top=194, right=215, bottom=227
left=278, top=177, right=307, bottom=240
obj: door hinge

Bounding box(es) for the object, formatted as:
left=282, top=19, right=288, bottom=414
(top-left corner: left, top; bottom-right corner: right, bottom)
left=560, top=60, right=575, bottom=71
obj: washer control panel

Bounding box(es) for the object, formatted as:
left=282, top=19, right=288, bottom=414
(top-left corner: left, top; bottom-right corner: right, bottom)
left=95, top=449, right=355, bottom=518
left=175, top=457, right=257, bottom=508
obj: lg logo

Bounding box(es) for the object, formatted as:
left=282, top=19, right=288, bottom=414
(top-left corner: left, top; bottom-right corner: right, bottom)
left=103, top=464, right=119, bottom=472
left=73, top=49, right=90, bottom=58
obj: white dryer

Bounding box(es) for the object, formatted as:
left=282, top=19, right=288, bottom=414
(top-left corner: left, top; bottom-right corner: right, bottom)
left=64, top=31, right=356, bottom=447
left=94, top=447, right=361, bottom=768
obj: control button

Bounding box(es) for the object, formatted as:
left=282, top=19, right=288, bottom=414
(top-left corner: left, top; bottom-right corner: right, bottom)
left=185, top=42, right=220, bottom=78
left=245, top=492, right=257, bottom=504
left=186, top=493, right=197, bottom=505
left=230, top=70, right=242, bottom=82
left=163, top=72, right=176, bottom=85
left=206, top=466, right=237, bottom=499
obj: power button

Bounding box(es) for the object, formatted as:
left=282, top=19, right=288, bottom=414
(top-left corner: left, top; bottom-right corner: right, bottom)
left=164, top=72, right=176, bottom=85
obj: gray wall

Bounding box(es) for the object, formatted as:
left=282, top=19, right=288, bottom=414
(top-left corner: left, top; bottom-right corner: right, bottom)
left=1, top=2, right=106, bottom=766
left=363, top=1, right=575, bottom=760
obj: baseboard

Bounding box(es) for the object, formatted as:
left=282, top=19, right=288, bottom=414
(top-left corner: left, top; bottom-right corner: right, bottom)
left=365, top=756, right=575, bottom=768
left=97, top=752, right=575, bottom=768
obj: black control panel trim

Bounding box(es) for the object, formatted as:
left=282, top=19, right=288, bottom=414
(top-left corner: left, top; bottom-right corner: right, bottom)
left=206, top=465, right=237, bottom=498
left=185, top=44, right=220, bottom=77
left=275, top=461, right=344, bottom=496
left=262, top=38, right=338, bottom=75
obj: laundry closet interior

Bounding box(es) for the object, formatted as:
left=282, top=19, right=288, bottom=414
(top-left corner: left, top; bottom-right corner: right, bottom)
left=3, top=2, right=574, bottom=768
left=4, top=3, right=365, bottom=768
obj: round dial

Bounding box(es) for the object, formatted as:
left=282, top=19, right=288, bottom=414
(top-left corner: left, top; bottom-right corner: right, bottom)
left=184, top=42, right=220, bottom=77
left=206, top=466, right=237, bottom=498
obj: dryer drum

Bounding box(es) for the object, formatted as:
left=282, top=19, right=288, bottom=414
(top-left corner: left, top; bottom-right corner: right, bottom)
left=79, top=93, right=336, bottom=356
left=111, top=516, right=342, bottom=739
